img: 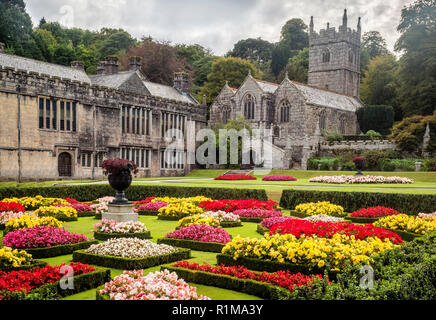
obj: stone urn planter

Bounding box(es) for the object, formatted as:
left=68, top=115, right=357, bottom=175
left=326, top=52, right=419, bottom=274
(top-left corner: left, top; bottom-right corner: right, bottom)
left=102, top=159, right=139, bottom=222
left=353, top=157, right=365, bottom=176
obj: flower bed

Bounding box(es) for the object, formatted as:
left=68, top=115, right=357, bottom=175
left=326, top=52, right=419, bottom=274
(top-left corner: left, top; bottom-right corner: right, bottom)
left=157, top=238, right=226, bottom=253
left=136, top=202, right=168, bottom=216
left=233, top=209, right=283, bottom=222
left=158, top=202, right=204, bottom=219
left=177, top=215, right=220, bottom=228
left=303, top=215, right=346, bottom=223
left=260, top=216, right=295, bottom=230
left=294, top=201, right=345, bottom=217
left=4, top=215, right=62, bottom=234
left=222, top=233, right=396, bottom=272
left=165, top=225, right=231, bottom=244
left=34, top=206, right=78, bottom=221
left=55, top=204, right=95, bottom=217
left=170, top=261, right=324, bottom=298
left=92, top=219, right=151, bottom=241
left=374, top=214, right=436, bottom=236
left=0, top=263, right=110, bottom=300
left=0, top=212, right=37, bottom=230
left=262, top=175, right=297, bottom=181
left=1, top=196, right=69, bottom=210
left=153, top=196, right=212, bottom=206
left=0, top=202, right=26, bottom=213
left=418, top=212, right=436, bottom=218
left=97, top=269, right=209, bottom=300
left=201, top=211, right=242, bottom=228
left=214, top=174, right=257, bottom=181
left=200, top=199, right=278, bottom=212
left=348, top=207, right=401, bottom=223
left=0, top=247, right=33, bottom=270
left=309, top=175, right=414, bottom=184
left=73, top=238, right=191, bottom=270
left=270, top=219, right=403, bottom=244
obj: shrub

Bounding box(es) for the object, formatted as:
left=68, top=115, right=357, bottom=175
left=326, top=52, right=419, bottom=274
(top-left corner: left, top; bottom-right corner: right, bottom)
left=356, top=105, right=395, bottom=135
left=280, top=189, right=436, bottom=214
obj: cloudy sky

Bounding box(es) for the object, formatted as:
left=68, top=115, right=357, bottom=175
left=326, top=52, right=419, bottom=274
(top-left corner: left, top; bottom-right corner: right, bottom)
left=25, top=0, right=414, bottom=55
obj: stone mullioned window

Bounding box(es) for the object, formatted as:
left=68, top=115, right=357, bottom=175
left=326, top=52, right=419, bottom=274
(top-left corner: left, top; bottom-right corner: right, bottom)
left=121, top=106, right=151, bottom=136
left=38, top=97, right=76, bottom=132
left=161, top=112, right=186, bottom=139
left=121, top=148, right=151, bottom=169
left=160, top=150, right=185, bottom=170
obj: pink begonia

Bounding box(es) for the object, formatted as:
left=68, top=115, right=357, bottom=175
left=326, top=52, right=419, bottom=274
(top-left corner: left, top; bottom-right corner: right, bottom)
left=166, top=225, right=231, bottom=244
left=261, top=216, right=295, bottom=229
left=3, top=226, right=88, bottom=248
left=232, top=209, right=283, bottom=219
left=309, top=175, right=413, bottom=184
left=262, top=175, right=297, bottom=181
left=0, top=211, right=37, bottom=225
left=418, top=212, right=436, bottom=218
left=55, top=204, right=93, bottom=212
left=137, top=202, right=168, bottom=212
left=100, top=269, right=210, bottom=300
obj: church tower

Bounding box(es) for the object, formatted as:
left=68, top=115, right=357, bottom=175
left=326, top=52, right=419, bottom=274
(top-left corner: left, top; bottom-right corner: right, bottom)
left=308, top=9, right=361, bottom=97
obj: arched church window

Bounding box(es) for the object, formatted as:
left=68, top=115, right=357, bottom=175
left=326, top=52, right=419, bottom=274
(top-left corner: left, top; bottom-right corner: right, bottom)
left=280, top=101, right=290, bottom=123
left=339, top=115, right=346, bottom=134
left=244, top=94, right=255, bottom=120
left=322, top=49, right=331, bottom=63
left=223, top=109, right=231, bottom=124
left=348, top=49, right=354, bottom=64
left=319, top=110, right=327, bottom=132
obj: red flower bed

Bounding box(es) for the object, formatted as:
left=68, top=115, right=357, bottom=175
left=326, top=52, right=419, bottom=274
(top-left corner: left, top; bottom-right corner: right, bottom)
left=270, top=219, right=403, bottom=244
left=350, top=207, right=401, bottom=218
left=0, top=202, right=26, bottom=213
left=262, top=175, right=297, bottom=181
left=214, top=175, right=257, bottom=181
left=200, top=199, right=278, bottom=212
left=173, top=261, right=324, bottom=292
left=134, top=198, right=155, bottom=206
left=65, top=198, right=78, bottom=204
left=0, top=262, right=95, bottom=298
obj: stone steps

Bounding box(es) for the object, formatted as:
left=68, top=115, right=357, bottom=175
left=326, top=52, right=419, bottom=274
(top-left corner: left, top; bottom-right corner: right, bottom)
left=224, top=169, right=253, bottom=175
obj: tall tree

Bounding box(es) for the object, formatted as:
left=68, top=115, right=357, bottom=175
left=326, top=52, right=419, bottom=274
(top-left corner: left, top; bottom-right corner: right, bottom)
left=98, top=30, right=136, bottom=59
left=200, top=57, right=261, bottom=104
left=278, top=48, right=309, bottom=83
left=227, top=38, right=273, bottom=64
left=362, top=31, right=390, bottom=59
left=395, top=0, right=436, bottom=117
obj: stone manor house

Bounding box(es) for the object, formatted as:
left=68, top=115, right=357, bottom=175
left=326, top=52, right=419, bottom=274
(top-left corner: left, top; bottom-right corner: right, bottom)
left=210, top=10, right=365, bottom=169
left=0, top=47, right=207, bottom=181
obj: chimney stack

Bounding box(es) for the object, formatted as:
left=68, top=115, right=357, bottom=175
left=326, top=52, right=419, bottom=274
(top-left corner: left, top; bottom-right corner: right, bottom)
left=173, top=72, right=190, bottom=93
left=103, top=56, right=119, bottom=75
left=70, top=61, right=85, bottom=71
left=97, top=61, right=105, bottom=75
left=129, top=56, right=142, bottom=71
left=0, top=42, right=4, bottom=53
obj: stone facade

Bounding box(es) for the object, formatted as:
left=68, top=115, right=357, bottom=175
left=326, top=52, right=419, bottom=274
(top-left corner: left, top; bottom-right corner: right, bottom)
left=209, top=9, right=364, bottom=169
left=0, top=50, right=207, bottom=181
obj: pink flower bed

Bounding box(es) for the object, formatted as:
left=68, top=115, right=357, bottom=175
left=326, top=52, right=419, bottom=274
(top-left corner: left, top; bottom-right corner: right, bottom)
left=232, top=209, right=283, bottom=219
left=261, top=216, right=296, bottom=229
left=418, top=212, right=436, bottom=218
left=3, top=226, right=89, bottom=249
left=262, top=175, right=297, bottom=181
left=165, top=225, right=231, bottom=244
left=137, top=202, right=168, bottom=212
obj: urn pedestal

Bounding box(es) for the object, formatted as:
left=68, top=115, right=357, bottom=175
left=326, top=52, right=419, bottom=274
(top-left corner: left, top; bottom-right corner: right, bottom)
left=102, top=204, right=138, bottom=223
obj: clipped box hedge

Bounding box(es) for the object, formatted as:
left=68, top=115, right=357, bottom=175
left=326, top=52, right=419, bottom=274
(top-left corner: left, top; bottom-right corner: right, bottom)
left=157, top=215, right=180, bottom=221
left=157, top=238, right=226, bottom=253
left=73, top=248, right=191, bottom=270
left=219, top=221, right=242, bottom=228
left=93, top=231, right=152, bottom=241
left=385, top=229, right=424, bottom=242
left=256, top=225, right=269, bottom=235
left=216, top=254, right=337, bottom=279
left=346, top=216, right=381, bottom=224
left=11, top=240, right=99, bottom=259
left=0, top=259, right=48, bottom=273
left=280, top=189, right=436, bottom=214
left=239, top=217, right=267, bottom=223
left=138, top=210, right=160, bottom=216
left=161, top=265, right=292, bottom=300
left=0, top=185, right=268, bottom=202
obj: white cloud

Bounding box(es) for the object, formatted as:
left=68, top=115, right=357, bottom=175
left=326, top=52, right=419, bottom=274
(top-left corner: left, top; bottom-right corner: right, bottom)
left=25, top=0, right=415, bottom=55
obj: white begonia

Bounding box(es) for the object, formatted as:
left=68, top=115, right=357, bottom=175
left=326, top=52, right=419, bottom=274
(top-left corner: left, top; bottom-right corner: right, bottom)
left=304, top=214, right=345, bottom=223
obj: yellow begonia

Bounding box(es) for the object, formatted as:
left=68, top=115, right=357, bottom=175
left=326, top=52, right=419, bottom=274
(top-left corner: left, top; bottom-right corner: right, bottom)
left=0, top=247, right=32, bottom=268
left=2, top=196, right=69, bottom=209
left=5, top=215, right=63, bottom=232
left=222, top=233, right=396, bottom=272
left=158, top=200, right=204, bottom=218
left=34, top=206, right=78, bottom=219
left=178, top=215, right=220, bottom=228
left=153, top=196, right=211, bottom=206
left=374, top=214, right=436, bottom=235
left=295, top=201, right=345, bottom=217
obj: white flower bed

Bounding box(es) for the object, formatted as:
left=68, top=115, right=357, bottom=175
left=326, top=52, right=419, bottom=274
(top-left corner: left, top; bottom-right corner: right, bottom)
left=100, top=269, right=210, bottom=300
left=202, top=211, right=241, bottom=223
left=85, top=238, right=177, bottom=258
left=93, top=219, right=147, bottom=234
left=303, top=214, right=346, bottom=223
left=309, top=175, right=414, bottom=184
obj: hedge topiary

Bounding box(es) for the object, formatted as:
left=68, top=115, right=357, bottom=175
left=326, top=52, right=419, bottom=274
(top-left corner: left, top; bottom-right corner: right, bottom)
left=280, top=190, right=436, bottom=214
left=93, top=231, right=152, bottom=241
left=14, top=240, right=99, bottom=259
left=157, top=238, right=226, bottom=253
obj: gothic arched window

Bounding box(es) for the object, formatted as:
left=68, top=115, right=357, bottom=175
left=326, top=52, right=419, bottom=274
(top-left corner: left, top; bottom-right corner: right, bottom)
left=222, top=109, right=231, bottom=124
left=322, top=49, right=331, bottom=63
left=280, top=101, right=290, bottom=123
left=319, top=110, right=327, bottom=132
left=339, top=115, right=346, bottom=134
left=243, top=94, right=255, bottom=120
left=348, top=49, right=354, bottom=64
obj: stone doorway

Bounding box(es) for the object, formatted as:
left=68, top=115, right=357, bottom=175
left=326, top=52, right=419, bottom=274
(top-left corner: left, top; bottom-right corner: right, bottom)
left=58, top=152, right=72, bottom=177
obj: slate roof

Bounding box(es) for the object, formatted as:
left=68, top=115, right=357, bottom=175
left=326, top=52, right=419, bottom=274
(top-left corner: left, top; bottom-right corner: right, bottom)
left=142, top=81, right=195, bottom=104
left=255, top=79, right=279, bottom=93
left=0, top=52, right=90, bottom=83
left=90, top=71, right=136, bottom=88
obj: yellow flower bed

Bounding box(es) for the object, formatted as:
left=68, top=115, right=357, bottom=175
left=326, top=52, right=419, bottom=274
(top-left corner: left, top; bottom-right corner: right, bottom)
left=222, top=233, right=396, bottom=272
left=374, top=214, right=436, bottom=235
left=5, top=215, right=63, bottom=232
left=34, top=206, right=78, bottom=220
left=178, top=215, right=220, bottom=228
left=295, top=201, right=345, bottom=217
left=153, top=196, right=212, bottom=206
left=2, top=196, right=69, bottom=209
left=0, top=247, right=33, bottom=268
left=158, top=202, right=204, bottom=218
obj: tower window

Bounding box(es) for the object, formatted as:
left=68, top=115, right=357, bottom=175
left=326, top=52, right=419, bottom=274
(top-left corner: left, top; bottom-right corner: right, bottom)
left=322, top=49, right=331, bottom=63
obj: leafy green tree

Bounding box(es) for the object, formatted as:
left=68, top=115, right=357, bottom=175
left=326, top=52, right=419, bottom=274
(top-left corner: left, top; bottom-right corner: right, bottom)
left=53, top=42, right=75, bottom=66
left=395, top=0, right=436, bottom=117
left=200, top=57, right=261, bottom=104
left=175, top=44, right=212, bottom=66
left=356, top=105, right=395, bottom=135
left=75, top=44, right=99, bottom=74
left=98, top=30, right=136, bottom=59
left=227, top=38, right=273, bottom=64
left=362, top=31, right=390, bottom=59
left=278, top=48, right=309, bottom=83
left=360, top=47, right=371, bottom=77
left=361, top=54, right=401, bottom=120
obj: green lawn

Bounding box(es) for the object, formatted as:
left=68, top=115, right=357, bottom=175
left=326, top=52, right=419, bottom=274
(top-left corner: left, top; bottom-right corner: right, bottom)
left=0, top=216, right=266, bottom=300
